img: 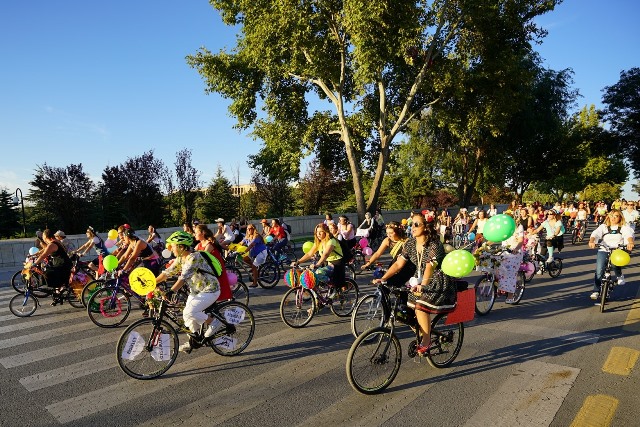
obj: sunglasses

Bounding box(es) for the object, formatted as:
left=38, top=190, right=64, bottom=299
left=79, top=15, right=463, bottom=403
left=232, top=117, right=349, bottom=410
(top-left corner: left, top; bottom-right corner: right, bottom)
left=413, top=222, right=424, bottom=228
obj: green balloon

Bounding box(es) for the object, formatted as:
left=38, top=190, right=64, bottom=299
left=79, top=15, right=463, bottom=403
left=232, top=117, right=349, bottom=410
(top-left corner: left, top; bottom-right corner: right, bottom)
left=302, top=241, right=314, bottom=254
left=441, top=249, right=475, bottom=278
left=482, top=214, right=516, bottom=242
left=103, top=254, right=119, bottom=272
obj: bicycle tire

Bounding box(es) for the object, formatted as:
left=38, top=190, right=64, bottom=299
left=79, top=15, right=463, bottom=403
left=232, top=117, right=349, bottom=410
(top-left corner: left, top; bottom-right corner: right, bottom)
left=257, top=261, right=279, bottom=289
left=547, top=259, right=562, bottom=278
left=226, top=266, right=243, bottom=288
left=571, top=230, right=577, bottom=245
left=208, top=301, right=255, bottom=356
left=523, top=261, right=536, bottom=283
left=347, top=263, right=357, bottom=281
left=426, top=313, right=464, bottom=368
left=346, top=327, right=402, bottom=395
left=330, top=278, right=359, bottom=317
left=9, top=293, right=38, bottom=317
left=600, top=280, right=609, bottom=313
left=81, top=279, right=107, bottom=307
left=87, top=286, right=131, bottom=328
left=474, top=276, right=495, bottom=315
left=12, top=270, right=49, bottom=298
left=66, top=287, right=85, bottom=309
left=280, top=286, right=315, bottom=328
left=511, top=271, right=526, bottom=304
left=351, top=294, right=386, bottom=339
left=117, top=318, right=179, bottom=380
left=231, top=279, right=250, bottom=306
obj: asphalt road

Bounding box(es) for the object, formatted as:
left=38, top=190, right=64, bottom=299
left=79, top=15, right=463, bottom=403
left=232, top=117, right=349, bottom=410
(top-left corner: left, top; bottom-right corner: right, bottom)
left=0, top=236, right=639, bottom=427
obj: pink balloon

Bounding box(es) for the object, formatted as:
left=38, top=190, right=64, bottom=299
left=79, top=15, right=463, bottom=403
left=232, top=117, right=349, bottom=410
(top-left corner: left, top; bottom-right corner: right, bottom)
left=104, top=239, right=116, bottom=248
left=363, top=247, right=373, bottom=256
left=359, top=238, right=369, bottom=248
left=226, top=271, right=238, bottom=286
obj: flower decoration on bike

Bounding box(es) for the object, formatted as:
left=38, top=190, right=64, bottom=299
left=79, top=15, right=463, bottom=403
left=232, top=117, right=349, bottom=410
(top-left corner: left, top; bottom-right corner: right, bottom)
left=284, top=268, right=300, bottom=288
left=300, top=270, right=317, bottom=289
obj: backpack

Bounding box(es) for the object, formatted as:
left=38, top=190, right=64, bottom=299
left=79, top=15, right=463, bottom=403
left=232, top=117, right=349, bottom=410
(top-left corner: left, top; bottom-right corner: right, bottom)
left=196, top=251, right=223, bottom=277
left=283, top=222, right=292, bottom=234
left=336, top=237, right=354, bottom=263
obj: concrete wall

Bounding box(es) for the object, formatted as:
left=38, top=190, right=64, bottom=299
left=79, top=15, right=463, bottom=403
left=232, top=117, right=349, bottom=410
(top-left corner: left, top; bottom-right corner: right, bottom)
left=0, top=205, right=508, bottom=268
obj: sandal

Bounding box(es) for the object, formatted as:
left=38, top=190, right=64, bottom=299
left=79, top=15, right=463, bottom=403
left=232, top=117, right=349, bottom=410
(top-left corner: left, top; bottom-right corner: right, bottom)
left=248, top=284, right=259, bottom=288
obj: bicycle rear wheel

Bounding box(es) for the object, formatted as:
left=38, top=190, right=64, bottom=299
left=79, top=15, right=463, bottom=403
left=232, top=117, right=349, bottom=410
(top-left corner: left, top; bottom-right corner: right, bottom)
left=330, top=278, right=359, bottom=317
left=512, top=271, right=526, bottom=304
left=208, top=301, right=255, bottom=356
left=547, top=259, right=563, bottom=278
left=346, top=327, right=402, bottom=394
left=257, top=261, right=279, bottom=289
left=351, top=293, right=386, bottom=338
left=87, top=286, right=131, bottom=328
left=280, top=286, right=315, bottom=328
left=117, top=318, right=179, bottom=380
left=474, top=276, right=495, bottom=315
left=523, top=261, right=536, bottom=283
left=9, top=293, right=38, bottom=317
left=426, top=313, right=464, bottom=368
left=81, top=279, right=106, bottom=307
left=66, top=287, right=85, bottom=308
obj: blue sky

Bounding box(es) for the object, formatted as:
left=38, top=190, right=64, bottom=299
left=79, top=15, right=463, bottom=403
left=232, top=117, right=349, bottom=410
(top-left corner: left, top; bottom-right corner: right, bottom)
left=1, top=0, right=638, bottom=200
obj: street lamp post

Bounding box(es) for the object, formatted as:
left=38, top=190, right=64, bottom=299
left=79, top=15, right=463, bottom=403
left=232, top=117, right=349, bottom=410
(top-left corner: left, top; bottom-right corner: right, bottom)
left=12, top=188, right=26, bottom=238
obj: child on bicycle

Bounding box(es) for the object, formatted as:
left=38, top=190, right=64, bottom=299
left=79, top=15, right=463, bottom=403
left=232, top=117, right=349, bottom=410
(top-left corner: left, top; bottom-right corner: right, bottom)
left=155, top=231, right=221, bottom=354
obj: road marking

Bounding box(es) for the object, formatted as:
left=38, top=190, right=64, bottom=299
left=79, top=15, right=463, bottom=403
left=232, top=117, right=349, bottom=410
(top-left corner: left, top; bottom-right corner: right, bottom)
left=19, top=354, right=116, bottom=391
left=463, top=360, right=580, bottom=427
left=0, top=330, right=121, bottom=368
left=478, top=322, right=600, bottom=344
left=622, top=289, right=640, bottom=332
left=0, top=309, right=88, bottom=335
left=0, top=321, right=94, bottom=350
left=570, top=394, right=618, bottom=427
left=602, top=346, right=640, bottom=376
left=46, top=321, right=347, bottom=424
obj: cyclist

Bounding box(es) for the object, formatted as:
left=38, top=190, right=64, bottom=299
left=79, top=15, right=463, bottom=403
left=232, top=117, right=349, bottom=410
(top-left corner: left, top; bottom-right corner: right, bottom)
left=531, top=209, right=564, bottom=264
left=487, top=204, right=498, bottom=218
left=437, top=210, right=451, bottom=243
left=54, top=230, right=75, bottom=254
left=146, top=225, right=164, bottom=253
left=75, top=226, right=108, bottom=278
left=118, top=229, right=161, bottom=276
left=268, top=218, right=289, bottom=256
left=452, top=209, right=469, bottom=236
left=194, top=224, right=233, bottom=302
left=295, top=223, right=346, bottom=291
left=337, top=215, right=356, bottom=250
left=495, top=221, right=524, bottom=304
left=594, top=202, right=608, bottom=225
left=361, top=221, right=415, bottom=284
left=241, top=224, right=268, bottom=288
left=588, top=209, right=634, bottom=300
left=156, top=231, right=221, bottom=353
left=373, top=213, right=456, bottom=355
left=357, top=212, right=375, bottom=236
left=29, top=229, right=73, bottom=305
left=214, top=218, right=235, bottom=249
left=622, top=201, right=639, bottom=232
left=576, top=202, right=588, bottom=231
left=469, top=210, right=488, bottom=236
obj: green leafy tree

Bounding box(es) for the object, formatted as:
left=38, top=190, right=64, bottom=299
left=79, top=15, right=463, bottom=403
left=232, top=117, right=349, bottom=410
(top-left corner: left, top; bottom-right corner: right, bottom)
left=297, top=158, right=350, bottom=215
left=187, top=0, right=560, bottom=220
left=602, top=68, right=640, bottom=177
left=174, top=148, right=202, bottom=225
left=28, top=164, right=95, bottom=233
left=0, top=188, right=21, bottom=238
left=200, top=167, right=238, bottom=222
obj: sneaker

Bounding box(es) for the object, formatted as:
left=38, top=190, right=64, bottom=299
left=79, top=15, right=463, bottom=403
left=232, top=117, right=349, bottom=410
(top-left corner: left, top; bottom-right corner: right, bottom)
left=546, top=257, right=553, bottom=264
left=204, top=319, right=222, bottom=338
left=617, top=275, right=625, bottom=286
left=178, top=342, right=192, bottom=354
left=590, top=292, right=599, bottom=300
left=536, top=269, right=543, bottom=275
left=505, top=298, right=516, bottom=304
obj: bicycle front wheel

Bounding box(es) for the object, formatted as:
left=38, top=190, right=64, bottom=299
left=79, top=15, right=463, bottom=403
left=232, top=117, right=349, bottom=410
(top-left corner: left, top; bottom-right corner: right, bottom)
left=12, top=270, right=48, bottom=298
left=257, top=261, right=279, bottom=289
left=351, top=294, right=386, bottom=339
left=66, top=287, right=85, bottom=309
left=523, top=261, right=536, bottom=283
left=547, top=259, right=563, bottom=278
left=280, top=286, right=315, bottom=328
left=87, top=286, right=131, bottom=328
left=117, top=318, right=179, bottom=380
left=208, top=301, right=255, bottom=356
left=9, top=293, right=38, bottom=317
left=231, top=279, right=249, bottom=306
left=330, top=278, right=359, bottom=317
left=426, top=313, right=464, bottom=368
left=474, top=276, right=495, bottom=315
left=453, top=234, right=463, bottom=249
left=81, top=279, right=106, bottom=307
left=346, top=327, right=402, bottom=394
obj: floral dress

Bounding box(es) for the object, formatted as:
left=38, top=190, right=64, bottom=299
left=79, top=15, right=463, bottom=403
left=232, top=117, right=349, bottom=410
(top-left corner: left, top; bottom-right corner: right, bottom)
left=495, top=225, right=524, bottom=293
left=401, top=237, right=457, bottom=314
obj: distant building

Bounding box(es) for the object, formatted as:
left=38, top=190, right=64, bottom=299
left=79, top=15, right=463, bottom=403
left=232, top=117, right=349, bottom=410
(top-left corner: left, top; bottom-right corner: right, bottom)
left=231, top=184, right=256, bottom=197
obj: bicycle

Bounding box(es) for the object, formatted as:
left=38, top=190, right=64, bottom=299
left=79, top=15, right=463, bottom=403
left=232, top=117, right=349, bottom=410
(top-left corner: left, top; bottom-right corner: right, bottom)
left=474, top=245, right=526, bottom=315
left=224, top=248, right=279, bottom=289
left=279, top=265, right=359, bottom=328
left=254, top=245, right=295, bottom=289
left=11, top=255, right=50, bottom=298
left=595, top=243, right=628, bottom=313
left=116, top=293, right=255, bottom=379
left=345, top=283, right=467, bottom=394
left=520, top=251, right=563, bottom=283
left=570, top=220, right=586, bottom=245
left=9, top=269, right=84, bottom=317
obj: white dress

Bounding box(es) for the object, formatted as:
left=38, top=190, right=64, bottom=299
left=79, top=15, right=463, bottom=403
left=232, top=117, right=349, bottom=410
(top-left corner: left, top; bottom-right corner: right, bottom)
left=495, top=225, right=524, bottom=293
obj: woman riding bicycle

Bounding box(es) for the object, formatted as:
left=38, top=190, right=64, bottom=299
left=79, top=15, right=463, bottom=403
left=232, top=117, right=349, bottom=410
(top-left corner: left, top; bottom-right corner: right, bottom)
left=118, top=229, right=161, bottom=276
left=373, top=212, right=457, bottom=355
left=75, top=226, right=108, bottom=279
left=361, top=221, right=416, bottom=285
left=531, top=209, right=564, bottom=264
left=30, top=229, right=73, bottom=305
left=156, top=231, right=221, bottom=353
left=241, top=224, right=268, bottom=288
left=587, top=209, right=634, bottom=300
left=296, top=223, right=346, bottom=289
left=194, top=224, right=232, bottom=302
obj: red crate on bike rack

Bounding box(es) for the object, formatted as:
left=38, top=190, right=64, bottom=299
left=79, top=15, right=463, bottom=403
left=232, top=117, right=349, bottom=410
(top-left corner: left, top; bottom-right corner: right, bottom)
left=445, top=288, right=475, bottom=324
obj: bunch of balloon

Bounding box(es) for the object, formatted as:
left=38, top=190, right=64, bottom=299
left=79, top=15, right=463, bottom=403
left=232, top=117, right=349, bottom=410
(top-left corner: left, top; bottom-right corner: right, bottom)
left=358, top=237, right=374, bottom=257
left=104, top=229, right=119, bottom=254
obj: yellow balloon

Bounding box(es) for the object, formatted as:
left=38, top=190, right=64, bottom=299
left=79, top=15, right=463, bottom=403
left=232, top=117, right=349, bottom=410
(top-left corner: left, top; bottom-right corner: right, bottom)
left=107, top=229, right=118, bottom=240
left=129, top=267, right=157, bottom=296
left=610, top=249, right=630, bottom=267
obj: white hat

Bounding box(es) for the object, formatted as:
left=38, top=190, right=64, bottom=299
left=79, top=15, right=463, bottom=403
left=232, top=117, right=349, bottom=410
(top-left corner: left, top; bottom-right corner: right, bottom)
left=54, top=230, right=66, bottom=238
left=216, top=218, right=225, bottom=223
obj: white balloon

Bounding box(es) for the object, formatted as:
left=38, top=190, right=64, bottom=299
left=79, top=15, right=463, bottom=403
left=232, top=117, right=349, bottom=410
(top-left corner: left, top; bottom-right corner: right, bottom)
left=161, top=249, right=172, bottom=259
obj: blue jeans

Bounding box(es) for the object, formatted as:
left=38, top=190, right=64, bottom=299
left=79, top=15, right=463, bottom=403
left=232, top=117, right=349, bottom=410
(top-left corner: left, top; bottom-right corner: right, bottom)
left=593, top=251, right=621, bottom=292
left=272, top=238, right=288, bottom=254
